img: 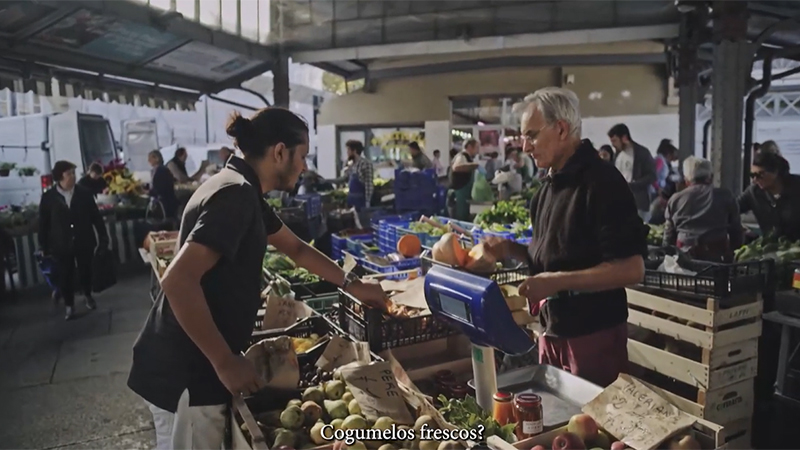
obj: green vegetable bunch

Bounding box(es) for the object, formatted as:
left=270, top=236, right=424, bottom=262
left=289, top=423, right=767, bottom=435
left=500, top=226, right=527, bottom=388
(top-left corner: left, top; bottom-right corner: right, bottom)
left=647, top=224, right=664, bottom=246
left=734, top=233, right=800, bottom=263
left=266, top=198, right=283, bottom=209
left=438, top=395, right=516, bottom=443
left=409, top=220, right=446, bottom=237
left=263, top=252, right=321, bottom=284
left=475, top=200, right=530, bottom=227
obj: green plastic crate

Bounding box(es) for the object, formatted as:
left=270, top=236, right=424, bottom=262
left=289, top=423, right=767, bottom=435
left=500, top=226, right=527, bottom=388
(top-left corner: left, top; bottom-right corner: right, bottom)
left=304, top=293, right=338, bottom=314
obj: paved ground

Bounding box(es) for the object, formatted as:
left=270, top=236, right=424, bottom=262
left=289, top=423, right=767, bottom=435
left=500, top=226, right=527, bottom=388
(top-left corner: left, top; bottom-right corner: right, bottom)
left=0, top=273, right=155, bottom=449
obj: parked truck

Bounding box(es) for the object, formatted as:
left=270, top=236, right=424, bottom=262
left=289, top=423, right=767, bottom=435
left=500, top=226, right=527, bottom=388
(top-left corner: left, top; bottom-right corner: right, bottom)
left=0, top=111, right=120, bottom=206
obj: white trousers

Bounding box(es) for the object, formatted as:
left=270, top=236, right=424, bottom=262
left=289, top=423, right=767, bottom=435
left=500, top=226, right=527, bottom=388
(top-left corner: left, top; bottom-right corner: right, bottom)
left=147, top=389, right=227, bottom=450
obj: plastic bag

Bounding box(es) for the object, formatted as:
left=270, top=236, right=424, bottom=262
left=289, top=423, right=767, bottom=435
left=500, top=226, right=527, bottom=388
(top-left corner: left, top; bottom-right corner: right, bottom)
left=471, top=172, right=495, bottom=203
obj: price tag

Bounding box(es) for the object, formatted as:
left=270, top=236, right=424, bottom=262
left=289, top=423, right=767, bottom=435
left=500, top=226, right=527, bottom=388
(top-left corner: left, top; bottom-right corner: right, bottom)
left=261, top=293, right=300, bottom=331
left=341, top=361, right=415, bottom=425
left=315, top=335, right=370, bottom=372
left=582, top=375, right=696, bottom=450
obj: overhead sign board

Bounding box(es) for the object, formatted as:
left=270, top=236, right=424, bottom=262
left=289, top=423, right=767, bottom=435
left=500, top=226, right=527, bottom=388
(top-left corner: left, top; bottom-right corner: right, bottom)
left=146, top=41, right=265, bottom=82
left=31, top=9, right=184, bottom=64
left=0, top=1, right=56, bottom=35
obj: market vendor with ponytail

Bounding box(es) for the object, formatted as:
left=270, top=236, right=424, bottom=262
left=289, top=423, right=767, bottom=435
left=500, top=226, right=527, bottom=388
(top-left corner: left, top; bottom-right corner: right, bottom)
left=484, top=87, right=647, bottom=387
left=329, top=140, right=373, bottom=211
left=449, top=138, right=480, bottom=221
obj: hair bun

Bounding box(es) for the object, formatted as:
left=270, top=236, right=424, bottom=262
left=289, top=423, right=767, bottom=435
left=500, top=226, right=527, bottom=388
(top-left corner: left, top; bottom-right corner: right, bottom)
left=226, top=113, right=254, bottom=140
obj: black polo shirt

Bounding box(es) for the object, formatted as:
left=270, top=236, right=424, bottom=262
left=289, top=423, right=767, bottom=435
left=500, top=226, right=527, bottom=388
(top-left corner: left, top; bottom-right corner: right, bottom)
left=528, top=140, right=647, bottom=338
left=128, top=156, right=283, bottom=412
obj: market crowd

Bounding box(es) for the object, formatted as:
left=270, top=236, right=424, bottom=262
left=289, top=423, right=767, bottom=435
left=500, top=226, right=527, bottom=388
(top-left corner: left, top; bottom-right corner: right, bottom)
left=30, top=86, right=782, bottom=449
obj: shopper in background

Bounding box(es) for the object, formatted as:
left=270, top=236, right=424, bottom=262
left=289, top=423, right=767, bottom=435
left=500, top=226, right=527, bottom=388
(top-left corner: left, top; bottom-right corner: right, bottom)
left=128, top=107, right=385, bottom=450
left=759, top=140, right=782, bottom=156
left=329, top=140, right=373, bottom=211
left=78, top=162, right=108, bottom=196
left=739, top=152, right=800, bottom=241
left=484, top=151, right=499, bottom=183
left=607, top=124, right=657, bottom=222
left=148, top=150, right=180, bottom=222
left=167, top=147, right=208, bottom=183
left=506, top=148, right=532, bottom=185
left=663, top=157, right=742, bottom=262
left=450, top=139, right=481, bottom=221
left=484, top=87, right=646, bottom=387
left=408, top=141, right=433, bottom=170
left=219, top=146, right=234, bottom=164
left=648, top=139, right=680, bottom=225
left=597, top=145, right=613, bottom=162
left=38, top=160, right=108, bottom=320
left=432, top=149, right=447, bottom=178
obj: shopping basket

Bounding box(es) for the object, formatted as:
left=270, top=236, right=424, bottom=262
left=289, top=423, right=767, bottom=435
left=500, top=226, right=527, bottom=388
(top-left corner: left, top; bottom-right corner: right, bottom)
left=34, top=251, right=58, bottom=292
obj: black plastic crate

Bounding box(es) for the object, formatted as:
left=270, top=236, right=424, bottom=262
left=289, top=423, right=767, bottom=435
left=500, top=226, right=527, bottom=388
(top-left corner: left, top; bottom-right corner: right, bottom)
left=250, top=314, right=331, bottom=347
left=641, top=258, right=775, bottom=298
left=420, top=254, right=529, bottom=285
left=336, top=289, right=460, bottom=353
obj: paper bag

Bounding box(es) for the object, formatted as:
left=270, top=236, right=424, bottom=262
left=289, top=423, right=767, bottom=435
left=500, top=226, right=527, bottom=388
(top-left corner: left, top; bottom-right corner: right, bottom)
left=261, top=293, right=314, bottom=331
left=341, top=361, right=415, bottom=425
left=315, top=335, right=371, bottom=372
left=244, top=336, right=300, bottom=389
left=387, top=277, right=429, bottom=311
left=582, top=375, right=696, bottom=450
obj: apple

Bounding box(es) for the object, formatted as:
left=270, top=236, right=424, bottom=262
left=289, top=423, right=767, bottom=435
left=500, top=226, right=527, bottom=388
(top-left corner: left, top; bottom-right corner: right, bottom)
left=552, top=432, right=586, bottom=450
left=610, top=441, right=626, bottom=450
left=531, top=446, right=546, bottom=450
left=566, top=414, right=598, bottom=443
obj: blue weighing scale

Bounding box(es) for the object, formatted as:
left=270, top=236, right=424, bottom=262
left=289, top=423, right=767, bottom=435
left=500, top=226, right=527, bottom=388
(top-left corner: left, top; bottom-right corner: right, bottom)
left=424, top=264, right=536, bottom=411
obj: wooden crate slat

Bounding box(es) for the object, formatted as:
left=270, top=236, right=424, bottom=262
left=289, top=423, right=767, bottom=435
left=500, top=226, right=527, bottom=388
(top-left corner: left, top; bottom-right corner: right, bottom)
left=706, top=338, right=759, bottom=369
left=707, top=358, right=758, bottom=391
left=636, top=378, right=753, bottom=427
left=627, top=288, right=714, bottom=326
left=712, top=298, right=762, bottom=327
left=629, top=339, right=709, bottom=387
left=712, top=321, right=762, bottom=348
left=629, top=309, right=713, bottom=348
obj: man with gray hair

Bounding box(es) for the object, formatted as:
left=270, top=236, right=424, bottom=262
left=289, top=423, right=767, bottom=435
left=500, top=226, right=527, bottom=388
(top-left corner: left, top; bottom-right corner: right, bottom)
left=484, top=87, right=647, bottom=387
left=663, top=156, right=742, bottom=262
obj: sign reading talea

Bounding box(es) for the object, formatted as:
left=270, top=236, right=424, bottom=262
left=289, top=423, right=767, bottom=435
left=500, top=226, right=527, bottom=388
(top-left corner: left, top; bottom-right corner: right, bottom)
left=582, top=375, right=696, bottom=450
left=341, top=361, right=415, bottom=425
left=315, top=335, right=371, bottom=372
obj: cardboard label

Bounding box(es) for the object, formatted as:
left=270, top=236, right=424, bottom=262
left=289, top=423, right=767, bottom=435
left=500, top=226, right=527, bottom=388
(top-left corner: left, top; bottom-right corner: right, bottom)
left=261, top=293, right=315, bottom=331
left=380, top=349, right=423, bottom=394
left=582, top=375, right=696, bottom=450
left=316, top=335, right=371, bottom=372
left=341, top=361, right=415, bottom=425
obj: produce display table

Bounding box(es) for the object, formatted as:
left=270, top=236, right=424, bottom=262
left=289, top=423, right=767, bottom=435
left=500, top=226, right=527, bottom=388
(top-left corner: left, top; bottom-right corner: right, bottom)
left=763, top=310, right=800, bottom=407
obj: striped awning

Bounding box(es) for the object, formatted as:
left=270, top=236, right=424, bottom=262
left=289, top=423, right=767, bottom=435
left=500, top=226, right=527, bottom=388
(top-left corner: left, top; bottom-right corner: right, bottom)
left=0, top=73, right=198, bottom=111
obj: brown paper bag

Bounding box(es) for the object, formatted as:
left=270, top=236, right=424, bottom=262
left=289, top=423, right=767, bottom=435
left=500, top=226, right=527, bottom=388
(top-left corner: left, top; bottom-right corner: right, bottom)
left=315, top=335, right=371, bottom=372
left=582, top=374, right=696, bottom=450
left=244, top=336, right=300, bottom=389
left=379, top=349, right=423, bottom=394
left=341, top=361, right=415, bottom=425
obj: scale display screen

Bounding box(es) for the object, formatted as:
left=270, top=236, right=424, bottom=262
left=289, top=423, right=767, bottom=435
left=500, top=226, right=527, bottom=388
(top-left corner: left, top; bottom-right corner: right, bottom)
left=438, top=292, right=472, bottom=323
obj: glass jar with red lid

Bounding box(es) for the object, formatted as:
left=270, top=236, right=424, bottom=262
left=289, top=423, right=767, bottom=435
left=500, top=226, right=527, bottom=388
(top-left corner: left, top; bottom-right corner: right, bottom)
left=492, top=391, right=515, bottom=426
left=513, top=393, right=543, bottom=439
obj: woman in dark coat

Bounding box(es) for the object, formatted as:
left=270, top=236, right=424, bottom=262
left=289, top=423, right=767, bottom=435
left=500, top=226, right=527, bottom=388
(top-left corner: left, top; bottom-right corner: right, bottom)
left=148, top=150, right=180, bottom=222
left=39, top=160, right=109, bottom=320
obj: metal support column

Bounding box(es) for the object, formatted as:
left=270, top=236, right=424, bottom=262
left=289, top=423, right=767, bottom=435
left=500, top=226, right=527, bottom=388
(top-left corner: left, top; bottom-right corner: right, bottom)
left=677, top=11, right=701, bottom=161
left=710, top=1, right=751, bottom=194
left=273, top=49, right=291, bottom=108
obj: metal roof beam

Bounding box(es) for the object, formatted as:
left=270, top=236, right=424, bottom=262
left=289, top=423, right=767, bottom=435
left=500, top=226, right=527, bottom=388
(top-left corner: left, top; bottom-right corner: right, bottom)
left=358, top=52, right=668, bottom=82
left=36, top=0, right=276, bottom=61
left=290, top=24, right=680, bottom=64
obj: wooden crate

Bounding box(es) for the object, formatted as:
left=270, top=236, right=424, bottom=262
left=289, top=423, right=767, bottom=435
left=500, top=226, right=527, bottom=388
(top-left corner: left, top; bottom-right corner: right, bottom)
left=720, top=417, right=752, bottom=450
left=626, top=288, right=761, bottom=392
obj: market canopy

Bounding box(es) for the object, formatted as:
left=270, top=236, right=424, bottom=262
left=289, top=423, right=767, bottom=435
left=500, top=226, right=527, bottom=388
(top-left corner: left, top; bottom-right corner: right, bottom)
left=0, top=0, right=276, bottom=107
left=275, top=0, right=800, bottom=81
